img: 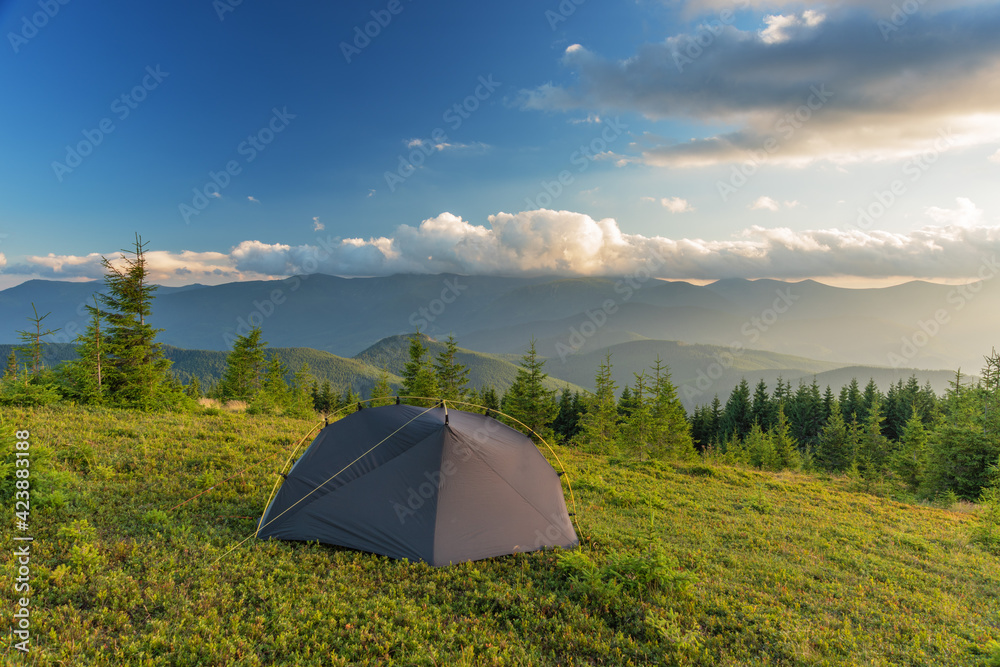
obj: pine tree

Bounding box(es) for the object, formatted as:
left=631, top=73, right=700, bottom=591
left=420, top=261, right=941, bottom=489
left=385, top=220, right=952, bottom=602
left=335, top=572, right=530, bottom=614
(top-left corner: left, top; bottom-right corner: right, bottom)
left=369, top=368, right=395, bottom=407
left=577, top=352, right=618, bottom=453
left=185, top=375, right=202, bottom=399
left=96, top=234, right=174, bottom=409
left=401, top=331, right=439, bottom=407
left=840, top=378, right=862, bottom=424
left=479, top=385, right=500, bottom=411
left=219, top=326, right=267, bottom=401
left=287, top=363, right=316, bottom=419
left=504, top=337, right=558, bottom=440
left=744, top=421, right=775, bottom=469
left=261, top=357, right=288, bottom=403
left=434, top=334, right=469, bottom=401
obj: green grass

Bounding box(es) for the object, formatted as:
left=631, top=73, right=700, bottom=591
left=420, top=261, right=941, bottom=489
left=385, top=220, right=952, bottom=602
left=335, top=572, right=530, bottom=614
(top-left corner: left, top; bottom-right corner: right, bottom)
left=2, top=405, right=998, bottom=666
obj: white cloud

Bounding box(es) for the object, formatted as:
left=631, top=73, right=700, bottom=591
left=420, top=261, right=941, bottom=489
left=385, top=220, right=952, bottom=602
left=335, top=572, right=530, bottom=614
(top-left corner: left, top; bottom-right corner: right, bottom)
left=8, top=202, right=998, bottom=284
left=760, top=11, right=825, bottom=45
left=0, top=253, right=6, bottom=270
left=750, top=196, right=781, bottom=211
left=248, top=196, right=260, bottom=204
left=989, top=148, right=1000, bottom=163
left=660, top=197, right=695, bottom=213
left=313, top=217, right=324, bottom=232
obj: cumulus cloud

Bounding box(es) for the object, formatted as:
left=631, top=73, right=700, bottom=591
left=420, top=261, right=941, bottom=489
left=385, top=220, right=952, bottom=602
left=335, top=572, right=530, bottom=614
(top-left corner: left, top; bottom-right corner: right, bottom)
left=7, top=204, right=998, bottom=284
left=521, top=5, right=1000, bottom=168
left=749, top=196, right=781, bottom=212
left=760, top=10, right=825, bottom=44
left=660, top=197, right=695, bottom=213
left=313, top=217, right=324, bottom=232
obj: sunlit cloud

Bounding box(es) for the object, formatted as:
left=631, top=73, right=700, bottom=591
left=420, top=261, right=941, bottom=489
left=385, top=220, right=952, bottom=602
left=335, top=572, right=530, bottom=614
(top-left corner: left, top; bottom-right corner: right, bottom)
left=8, top=202, right=998, bottom=285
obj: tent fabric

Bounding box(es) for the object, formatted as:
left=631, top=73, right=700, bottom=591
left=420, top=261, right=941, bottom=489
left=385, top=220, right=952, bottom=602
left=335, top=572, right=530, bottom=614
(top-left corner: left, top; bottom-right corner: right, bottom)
left=257, top=404, right=578, bottom=566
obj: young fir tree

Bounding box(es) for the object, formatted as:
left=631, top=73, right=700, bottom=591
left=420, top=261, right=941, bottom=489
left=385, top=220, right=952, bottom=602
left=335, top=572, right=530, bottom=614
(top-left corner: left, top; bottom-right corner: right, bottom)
left=816, top=400, right=849, bottom=472
left=770, top=405, right=801, bottom=470
left=3, top=351, right=17, bottom=380
left=744, top=421, right=774, bottom=469
left=434, top=334, right=469, bottom=401
left=619, top=372, right=655, bottom=459
left=751, top=379, right=774, bottom=432
left=286, top=363, right=316, bottom=419
left=185, top=375, right=202, bottom=400
left=721, top=378, right=753, bottom=443
left=219, top=326, right=267, bottom=401
left=16, top=303, right=60, bottom=377
left=552, top=387, right=581, bottom=443
left=64, top=296, right=105, bottom=404
left=577, top=352, right=618, bottom=453
left=479, top=385, right=501, bottom=411
left=369, top=368, right=395, bottom=407
left=892, top=409, right=929, bottom=493
left=96, top=234, right=174, bottom=409
left=858, top=400, right=892, bottom=479
left=261, top=357, right=289, bottom=404
left=401, top=331, right=439, bottom=407
left=647, top=356, right=695, bottom=460
left=503, top=337, right=558, bottom=440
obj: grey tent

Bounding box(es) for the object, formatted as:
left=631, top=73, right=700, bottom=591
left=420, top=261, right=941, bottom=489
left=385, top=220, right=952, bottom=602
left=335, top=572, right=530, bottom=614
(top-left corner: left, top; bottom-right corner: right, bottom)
left=257, top=403, right=578, bottom=566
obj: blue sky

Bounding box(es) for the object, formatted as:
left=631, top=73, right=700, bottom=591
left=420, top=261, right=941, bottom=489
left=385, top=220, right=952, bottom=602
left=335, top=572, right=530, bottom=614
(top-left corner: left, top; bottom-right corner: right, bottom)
left=2, top=0, right=999, bottom=288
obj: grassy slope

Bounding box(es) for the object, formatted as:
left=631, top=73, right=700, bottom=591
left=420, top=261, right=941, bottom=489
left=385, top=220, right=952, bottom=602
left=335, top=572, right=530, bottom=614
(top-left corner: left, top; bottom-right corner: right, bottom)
left=1, top=406, right=998, bottom=666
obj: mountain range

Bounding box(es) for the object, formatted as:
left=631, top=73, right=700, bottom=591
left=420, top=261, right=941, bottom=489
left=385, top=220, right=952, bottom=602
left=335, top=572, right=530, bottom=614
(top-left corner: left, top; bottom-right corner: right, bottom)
left=0, top=273, right=991, bottom=409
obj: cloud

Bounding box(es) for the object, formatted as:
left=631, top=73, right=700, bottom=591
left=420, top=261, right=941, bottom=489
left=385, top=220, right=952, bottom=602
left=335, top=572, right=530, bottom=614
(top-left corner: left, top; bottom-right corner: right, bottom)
left=8, top=203, right=998, bottom=284
left=405, top=138, right=490, bottom=153
left=660, top=197, right=695, bottom=213
left=248, top=196, right=260, bottom=204
left=313, top=217, right=324, bottom=232
left=760, top=11, right=825, bottom=45
left=367, top=189, right=376, bottom=197
left=749, top=196, right=781, bottom=212
left=989, top=148, right=1000, bottom=163
left=521, top=5, right=1000, bottom=168
left=0, top=253, right=5, bottom=270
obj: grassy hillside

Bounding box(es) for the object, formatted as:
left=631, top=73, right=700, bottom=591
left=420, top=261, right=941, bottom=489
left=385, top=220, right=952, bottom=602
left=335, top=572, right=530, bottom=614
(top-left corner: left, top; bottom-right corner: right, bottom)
left=3, top=405, right=997, bottom=665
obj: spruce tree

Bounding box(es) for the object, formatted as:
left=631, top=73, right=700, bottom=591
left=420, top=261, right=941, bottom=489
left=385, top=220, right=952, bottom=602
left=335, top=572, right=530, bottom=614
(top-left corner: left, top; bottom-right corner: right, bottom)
left=401, top=331, right=439, bottom=407
left=16, top=303, right=60, bottom=377
left=817, top=401, right=848, bottom=471
left=577, top=352, right=618, bottom=453
left=751, top=379, right=773, bottom=432
left=721, top=378, right=753, bottom=443
left=770, top=405, right=801, bottom=470
left=63, top=297, right=105, bottom=404
left=647, top=356, right=695, bottom=460
left=619, top=372, right=654, bottom=459
left=504, top=337, right=558, bottom=440
left=219, top=326, right=267, bottom=401
left=892, top=409, right=929, bottom=492
left=369, top=368, right=395, bottom=407
left=552, top=387, right=581, bottom=442
left=434, top=334, right=469, bottom=401
left=96, top=234, right=174, bottom=409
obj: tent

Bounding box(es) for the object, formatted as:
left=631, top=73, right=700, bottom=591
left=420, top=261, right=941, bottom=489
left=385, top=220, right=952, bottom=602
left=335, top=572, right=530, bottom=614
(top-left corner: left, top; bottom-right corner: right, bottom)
left=256, top=403, right=578, bottom=566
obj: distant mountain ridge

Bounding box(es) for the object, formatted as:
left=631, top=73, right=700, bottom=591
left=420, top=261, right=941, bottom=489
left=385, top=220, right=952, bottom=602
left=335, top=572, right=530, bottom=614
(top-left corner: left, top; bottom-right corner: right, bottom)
left=1, top=273, right=996, bottom=377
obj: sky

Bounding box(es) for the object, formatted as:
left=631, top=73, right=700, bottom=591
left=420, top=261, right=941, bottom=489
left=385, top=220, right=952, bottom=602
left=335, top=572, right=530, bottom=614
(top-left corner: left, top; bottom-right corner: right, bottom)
left=1, top=0, right=1000, bottom=289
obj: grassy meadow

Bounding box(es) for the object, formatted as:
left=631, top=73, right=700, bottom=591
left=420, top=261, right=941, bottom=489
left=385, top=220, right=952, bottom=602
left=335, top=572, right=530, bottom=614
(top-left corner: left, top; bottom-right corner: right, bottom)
left=2, top=404, right=999, bottom=666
